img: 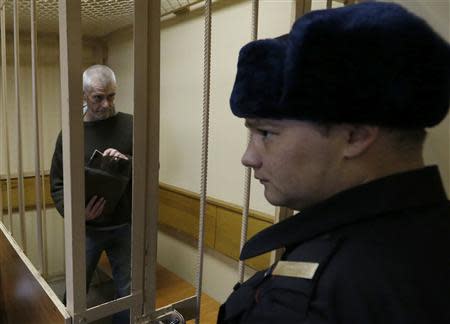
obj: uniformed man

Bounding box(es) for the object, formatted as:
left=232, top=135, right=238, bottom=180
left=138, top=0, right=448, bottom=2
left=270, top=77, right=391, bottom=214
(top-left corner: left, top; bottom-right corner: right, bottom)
left=218, top=2, right=450, bottom=323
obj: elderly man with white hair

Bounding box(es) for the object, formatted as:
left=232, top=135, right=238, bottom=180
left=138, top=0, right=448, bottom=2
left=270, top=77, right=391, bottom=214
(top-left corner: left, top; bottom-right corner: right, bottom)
left=50, top=65, right=132, bottom=324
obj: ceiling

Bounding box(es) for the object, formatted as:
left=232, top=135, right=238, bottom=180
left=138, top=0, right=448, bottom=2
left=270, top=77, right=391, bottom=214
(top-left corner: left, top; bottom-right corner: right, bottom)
left=2, top=0, right=204, bottom=38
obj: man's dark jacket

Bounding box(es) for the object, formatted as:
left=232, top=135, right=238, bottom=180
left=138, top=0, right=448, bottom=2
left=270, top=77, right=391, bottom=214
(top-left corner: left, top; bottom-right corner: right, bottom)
left=218, top=166, right=450, bottom=323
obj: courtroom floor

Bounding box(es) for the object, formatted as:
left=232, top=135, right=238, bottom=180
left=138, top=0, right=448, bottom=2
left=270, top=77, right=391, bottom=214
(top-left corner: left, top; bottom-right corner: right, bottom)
left=49, top=264, right=220, bottom=324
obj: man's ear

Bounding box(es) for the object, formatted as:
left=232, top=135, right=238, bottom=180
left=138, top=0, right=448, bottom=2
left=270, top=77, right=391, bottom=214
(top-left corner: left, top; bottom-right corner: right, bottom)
left=342, top=125, right=379, bottom=159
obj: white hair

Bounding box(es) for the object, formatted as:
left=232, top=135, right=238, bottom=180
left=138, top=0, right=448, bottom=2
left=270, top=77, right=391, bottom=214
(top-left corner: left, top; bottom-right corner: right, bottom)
left=82, top=65, right=117, bottom=93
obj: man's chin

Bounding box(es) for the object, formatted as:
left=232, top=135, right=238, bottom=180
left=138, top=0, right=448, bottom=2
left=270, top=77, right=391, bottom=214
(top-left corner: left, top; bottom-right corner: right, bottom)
left=94, top=112, right=111, bottom=120
left=264, top=191, right=301, bottom=210
left=264, top=191, right=284, bottom=207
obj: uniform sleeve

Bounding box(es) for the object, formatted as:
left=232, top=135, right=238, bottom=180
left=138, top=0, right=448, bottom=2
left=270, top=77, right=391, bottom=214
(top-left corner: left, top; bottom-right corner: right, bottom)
left=50, top=132, right=65, bottom=216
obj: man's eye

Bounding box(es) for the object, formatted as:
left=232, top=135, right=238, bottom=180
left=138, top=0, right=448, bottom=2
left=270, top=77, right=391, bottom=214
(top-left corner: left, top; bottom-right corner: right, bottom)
left=258, top=129, right=272, bottom=138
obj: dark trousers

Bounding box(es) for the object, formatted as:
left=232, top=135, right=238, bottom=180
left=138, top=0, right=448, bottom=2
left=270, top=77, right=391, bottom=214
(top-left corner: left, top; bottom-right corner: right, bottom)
left=86, top=224, right=131, bottom=324
left=64, top=224, right=132, bottom=323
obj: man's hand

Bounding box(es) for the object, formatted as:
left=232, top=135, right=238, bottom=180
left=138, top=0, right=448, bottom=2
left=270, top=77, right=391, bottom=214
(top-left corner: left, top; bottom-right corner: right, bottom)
left=103, top=148, right=128, bottom=160
left=86, top=196, right=106, bottom=221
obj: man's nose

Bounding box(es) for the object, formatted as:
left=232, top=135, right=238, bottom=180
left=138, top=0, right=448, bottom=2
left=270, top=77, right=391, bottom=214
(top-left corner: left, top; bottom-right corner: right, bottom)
left=241, top=143, right=262, bottom=169
left=101, top=98, right=110, bottom=108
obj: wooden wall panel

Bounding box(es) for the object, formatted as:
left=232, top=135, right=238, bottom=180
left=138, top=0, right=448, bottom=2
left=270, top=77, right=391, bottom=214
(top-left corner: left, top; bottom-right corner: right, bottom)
left=215, top=207, right=271, bottom=270
left=159, top=183, right=273, bottom=271
left=1, top=176, right=274, bottom=271
left=1, top=174, right=53, bottom=211
left=0, top=229, right=65, bottom=324
left=159, top=186, right=216, bottom=247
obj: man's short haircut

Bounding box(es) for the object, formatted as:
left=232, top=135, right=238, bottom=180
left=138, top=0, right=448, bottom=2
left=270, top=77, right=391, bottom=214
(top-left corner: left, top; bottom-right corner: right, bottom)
left=385, top=128, right=427, bottom=151
left=312, top=121, right=427, bottom=147
left=83, top=65, right=117, bottom=93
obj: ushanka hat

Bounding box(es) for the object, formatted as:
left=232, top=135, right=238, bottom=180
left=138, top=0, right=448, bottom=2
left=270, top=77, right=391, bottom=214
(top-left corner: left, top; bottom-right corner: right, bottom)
left=230, top=2, right=450, bottom=128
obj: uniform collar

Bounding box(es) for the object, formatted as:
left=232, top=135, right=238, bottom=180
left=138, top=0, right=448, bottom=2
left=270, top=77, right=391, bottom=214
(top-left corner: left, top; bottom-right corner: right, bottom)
left=240, top=166, right=447, bottom=260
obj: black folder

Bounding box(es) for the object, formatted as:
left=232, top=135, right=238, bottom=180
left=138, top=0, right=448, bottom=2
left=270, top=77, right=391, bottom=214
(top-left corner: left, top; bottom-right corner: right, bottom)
left=85, top=150, right=131, bottom=215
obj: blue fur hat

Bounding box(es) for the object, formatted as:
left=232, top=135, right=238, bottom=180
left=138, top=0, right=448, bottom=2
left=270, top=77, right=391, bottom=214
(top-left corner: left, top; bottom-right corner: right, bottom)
left=230, top=2, right=450, bottom=128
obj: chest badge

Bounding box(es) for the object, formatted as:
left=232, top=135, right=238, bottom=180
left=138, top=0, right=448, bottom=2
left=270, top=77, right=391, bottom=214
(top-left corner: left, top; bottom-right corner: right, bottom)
left=272, top=261, right=319, bottom=279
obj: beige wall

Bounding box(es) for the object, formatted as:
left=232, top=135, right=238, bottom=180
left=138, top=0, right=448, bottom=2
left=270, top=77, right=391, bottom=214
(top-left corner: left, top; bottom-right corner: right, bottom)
left=0, top=34, right=101, bottom=175
left=0, top=35, right=61, bottom=175
left=107, top=0, right=299, bottom=217
left=9, top=208, right=65, bottom=278
left=0, top=34, right=101, bottom=278
left=105, top=30, right=133, bottom=115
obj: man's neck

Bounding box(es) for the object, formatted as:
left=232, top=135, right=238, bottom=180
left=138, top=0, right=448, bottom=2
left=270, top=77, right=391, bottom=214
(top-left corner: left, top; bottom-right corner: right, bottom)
left=83, top=111, right=116, bottom=122
left=344, top=151, right=424, bottom=192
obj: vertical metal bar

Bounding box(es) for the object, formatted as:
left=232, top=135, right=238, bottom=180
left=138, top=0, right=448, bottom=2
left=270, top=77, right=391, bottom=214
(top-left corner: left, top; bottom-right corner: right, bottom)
left=327, top=0, right=333, bottom=9
left=59, top=0, right=86, bottom=321
left=131, top=0, right=149, bottom=320
left=14, top=0, right=27, bottom=252
left=0, top=7, right=4, bottom=225
left=0, top=5, right=11, bottom=232
left=39, top=95, right=48, bottom=277
left=40, top=169, right=48, bottom=277
left=139, top=0, right=161, bottom=318
left=292, top=0, right=312, bottom=21
left=30, top=0, right=45, bottom=274
left=195, top=1, right=212, bottom=323
left=238, top=0, right=259, bottom=284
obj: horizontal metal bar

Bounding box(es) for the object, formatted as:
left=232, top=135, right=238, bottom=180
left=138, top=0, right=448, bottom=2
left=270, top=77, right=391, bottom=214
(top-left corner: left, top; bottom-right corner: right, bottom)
left=84, top=294, right=138, bottom=322
left=161, top=0, right=203, bottom=17
left=151, top=295, right=197, bottom=321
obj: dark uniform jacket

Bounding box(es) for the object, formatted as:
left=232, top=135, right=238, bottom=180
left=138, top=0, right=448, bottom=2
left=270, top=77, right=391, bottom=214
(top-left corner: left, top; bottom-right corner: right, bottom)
left=218, top=166, right=450, bottom=323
